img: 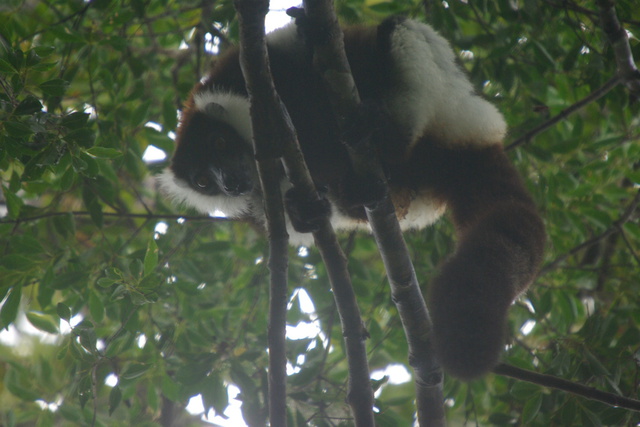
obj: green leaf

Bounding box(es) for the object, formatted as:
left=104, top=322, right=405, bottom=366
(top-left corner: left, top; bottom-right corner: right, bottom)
left=1, top=286, right=22, bottom=329
left=584, top=349, right=610, bottom=376
left=77, top=324, right=97, bottom=353
left=58, top=166, right=76, bottom=191
left=144, top=238, right=159, bottom=276
left=26, top=311, right=59, bottom=334
left=50, top=271, right=89, bottom=290
left=61, top=111, right=90, bottom=129
left=52, top=213, right=76, bottom=238
left=0, top=254, right=32, bottom=271
left=161, top=375, right=181, bottom=401
left=14, top=96, right=43, bottom=115
left=5, top=366, right=39, bottom=401
left=0, top=58, right=18, bottom=74
left=97, top=277, right=117, bottom=288
left=131, top=100, right=151, bottom=127
left=33, top=46, right=56, bottom=57
left=78, top=153, right=100, bottom=177
left=88, top=291, right=104, bottom=323
left=82, top=185, right=103, bottom=227
left=2, top=186, right=23, bottom=218
left=85, top=147, right=122, bottom=159
left=105, top=267, right=123, bottom=281
left=57, top=303, right=71, bottom=322
left=25, top=49, right=41, bottom=67
left=105, top=332, right=134, bottom=358
left=522, top=393, right=542, bottom=425
left=147, top=384, right=159, bottom=412
left=37, top=269, right=55, bottom=309
left=93, top=175, right=117, bottom=204
left=121, top=363, right=152, bottom=380
left=162, top=93, right=178, bottom=130
left=108, top=386, right=122, bottom=415
left=201, top=372, right=229, bottom=416
left=39, top=79, right=68, bottom=97
left=142, top=126, right=175, bottom=153
left=4, top=121, right=33, bottom=138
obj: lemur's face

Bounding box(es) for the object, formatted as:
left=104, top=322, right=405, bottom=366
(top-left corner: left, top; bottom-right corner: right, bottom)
left=171, top=112, right=255, bottom=197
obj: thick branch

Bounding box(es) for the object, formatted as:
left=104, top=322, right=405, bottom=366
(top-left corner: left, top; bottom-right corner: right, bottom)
left=300, top=1, right=444, bottom=425
left=366, top=197, right=445, bottom=426
left=233, top=1, right=375, bottom=425
left=232, top=2, right=290, bottom=425
left=494, top=363, right=640, bottom=412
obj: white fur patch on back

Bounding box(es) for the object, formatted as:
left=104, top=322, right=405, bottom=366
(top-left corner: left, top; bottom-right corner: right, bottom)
left=157, top=169, right=258, bottom=219
left=266, top=22, right=305, bottom=52
left=386, top=20, right=506, bottom=147
left=193, top=90, right=254, bottom=146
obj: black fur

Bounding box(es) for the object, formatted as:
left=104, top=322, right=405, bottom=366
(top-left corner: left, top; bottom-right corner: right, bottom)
left=166, top=17, right=546, bottom=380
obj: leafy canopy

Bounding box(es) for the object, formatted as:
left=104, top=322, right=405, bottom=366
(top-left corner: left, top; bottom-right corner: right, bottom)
left=0, top=0, right=639, bottom=426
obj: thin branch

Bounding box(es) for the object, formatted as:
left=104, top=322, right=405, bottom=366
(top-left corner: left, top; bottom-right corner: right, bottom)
left=540, top=188, right=640, bottom=275
left=494, top=363, right=640, bottom=412
left=544, top=0, right=640, bottom=27
left=597, top=0, right=640, bottom=96
left=514, top=1, right=640, bottom=150
left=0, top=210, right=229, bottom=224
left=506, top=75, right=621, bottom=151
left=617, top=225, right=640, bottom=266
left=20, top=1, right=92, bottom=42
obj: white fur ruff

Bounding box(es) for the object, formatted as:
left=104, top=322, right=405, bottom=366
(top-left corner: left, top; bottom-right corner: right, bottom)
left=157, top=169, right=258, bottom=219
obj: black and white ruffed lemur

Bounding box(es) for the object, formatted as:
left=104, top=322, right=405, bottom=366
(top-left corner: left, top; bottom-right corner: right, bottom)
left=159, top=16, right=546, bottom=380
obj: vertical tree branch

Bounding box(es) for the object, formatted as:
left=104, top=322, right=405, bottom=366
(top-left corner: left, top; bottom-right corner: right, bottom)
left=367, top=200, right=446, bottom=426
left=233, top=1, right=375, bottom=425
left=596, top=0, right=640, bottom=96
left=300, top=0, right=445, bottom=425
left=232, top=2, right=290, bottom=425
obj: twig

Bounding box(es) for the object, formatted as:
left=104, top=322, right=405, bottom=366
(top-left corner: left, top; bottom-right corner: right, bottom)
left=506, top=75, right=620, bottom=151
left=0, top=210, right=230, bottom=224
left=540, top=188, right=640, bottom=275
left=510, top=0, right=640, bottom=151
left=544, top=0, right=640, bottom=27
left=21, top=1, right=92, bottom=42
left=494, top=363, right=640, bottom=412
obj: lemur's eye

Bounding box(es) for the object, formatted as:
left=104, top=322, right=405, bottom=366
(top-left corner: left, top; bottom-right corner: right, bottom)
left=194, top=173, right=211, bottom=189
left=214, top=137, right=226, bottom=150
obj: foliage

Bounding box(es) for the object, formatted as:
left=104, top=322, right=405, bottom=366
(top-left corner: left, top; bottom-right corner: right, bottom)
left=0, top=0, right=639, bottom=426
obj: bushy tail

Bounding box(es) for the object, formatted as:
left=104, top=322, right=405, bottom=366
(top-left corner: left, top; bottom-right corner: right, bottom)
left=428, top=202, right=545, bottom=380
left=420, top=144, right=545, bottom=380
